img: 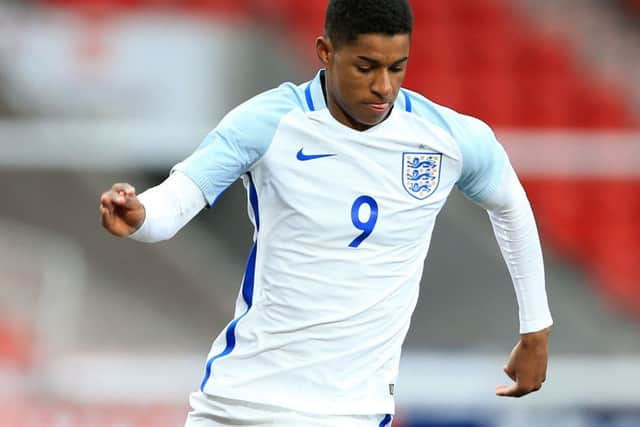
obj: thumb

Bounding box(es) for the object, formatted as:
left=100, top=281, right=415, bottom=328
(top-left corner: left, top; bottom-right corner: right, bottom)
left=496, top=383, right=522, bottom=397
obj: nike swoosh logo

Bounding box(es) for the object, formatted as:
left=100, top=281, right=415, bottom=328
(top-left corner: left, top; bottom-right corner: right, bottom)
left=296, top=148, right=336, bottom=161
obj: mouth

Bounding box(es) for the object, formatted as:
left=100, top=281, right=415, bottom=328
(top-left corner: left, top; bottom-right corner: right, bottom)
left=366, top=102, right=390, bottom=113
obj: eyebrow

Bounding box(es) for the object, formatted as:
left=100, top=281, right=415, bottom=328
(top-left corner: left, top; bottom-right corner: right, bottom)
left=357, top=56, right=409, bottom=67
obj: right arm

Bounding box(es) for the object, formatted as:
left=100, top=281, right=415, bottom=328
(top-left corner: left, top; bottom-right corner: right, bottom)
left=100, top=84, right=300, bottom=240
left=99, top=171, right=206, bottom=242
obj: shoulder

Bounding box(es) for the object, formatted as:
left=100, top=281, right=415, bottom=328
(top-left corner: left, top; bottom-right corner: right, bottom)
left=207, top=81, right=310, bottom=156
left=401, top=89, right=507, bottom=202
left=222, top=82, right=306, bottom=129
left=401, top=88, right=496, bottom=145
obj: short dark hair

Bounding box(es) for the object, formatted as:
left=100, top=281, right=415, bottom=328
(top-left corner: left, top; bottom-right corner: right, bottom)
left=324, top=0, right=413, bottom=48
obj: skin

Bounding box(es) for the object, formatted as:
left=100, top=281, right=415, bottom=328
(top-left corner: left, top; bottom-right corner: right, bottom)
left=100, top=31, right=551, bottom=398
left=99, top=182, right=145, bottom=236
left=496, top=327, right=551, bottom=397
left=316, top=33, right=410, bottom=131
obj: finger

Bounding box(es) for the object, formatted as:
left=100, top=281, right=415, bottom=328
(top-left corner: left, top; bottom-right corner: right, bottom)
left=496, top=383, right=525, bottom=398
left=101, top=190, right=127, bottom=208
left=112, top=184, right=138, bottom=208
left=100, top=192, right=113, bottom=208
left=121, top=192, right=140, bottom=209
left=111, top=182, right=135, bottom=194
left=116, top=188, right=136, bottom=199
left=503, top=365, right=516, bottom=382
left=100, top=194, right=119, bottom=219
left=497, top=381, right=542, bottom=397
left=100, top=206, right=113, bottom=228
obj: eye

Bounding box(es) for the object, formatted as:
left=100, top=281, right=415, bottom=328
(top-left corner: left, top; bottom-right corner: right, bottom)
left=356, top=65, right=371, bottom=73
left=390, top=66, right=404, bottom=73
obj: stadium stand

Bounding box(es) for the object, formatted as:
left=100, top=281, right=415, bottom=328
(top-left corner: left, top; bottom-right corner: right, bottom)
left=39, top=0, right=252, bottom=18
left=628, top=0, right=640, bottom=13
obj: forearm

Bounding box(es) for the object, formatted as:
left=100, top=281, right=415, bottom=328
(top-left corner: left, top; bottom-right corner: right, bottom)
left=480, top=164, right=553, bottom=334
left=129, top=171, right=207, bottom=243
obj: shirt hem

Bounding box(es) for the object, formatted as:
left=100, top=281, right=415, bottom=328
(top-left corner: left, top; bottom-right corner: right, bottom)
left=201, top=386, right=395, bottom=416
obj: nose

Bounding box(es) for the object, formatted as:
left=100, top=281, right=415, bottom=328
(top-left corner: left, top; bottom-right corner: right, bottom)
left=371, top=70, right=393, bottom=99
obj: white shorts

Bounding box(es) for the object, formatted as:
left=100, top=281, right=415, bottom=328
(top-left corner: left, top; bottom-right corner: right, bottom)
left=184, top=391, right=393, bottom=427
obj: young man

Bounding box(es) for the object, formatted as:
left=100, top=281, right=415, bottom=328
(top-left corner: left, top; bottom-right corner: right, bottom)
left=100, top=0, right=552, bottom=425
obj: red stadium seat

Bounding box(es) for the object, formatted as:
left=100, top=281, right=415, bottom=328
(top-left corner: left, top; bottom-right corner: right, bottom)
left=0, top=319, right=32, bottom=367
left=627, top=0, right=640, bottom=13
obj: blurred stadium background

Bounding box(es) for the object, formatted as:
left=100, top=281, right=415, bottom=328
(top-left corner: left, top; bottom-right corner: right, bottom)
left=1, top=0, right=639, bottom=425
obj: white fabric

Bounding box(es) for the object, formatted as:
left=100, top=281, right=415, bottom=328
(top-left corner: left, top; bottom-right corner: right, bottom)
left=130, top=107, right=551, bottom=415
left=194, top=106, right=465, bottom=415
left=128, top=70, right=551, bottom=416
left=184, top=392, right=391, bottom=427
left=478, top=163, right=553, bottom=333
left=129, top=171, right=206, bottom=243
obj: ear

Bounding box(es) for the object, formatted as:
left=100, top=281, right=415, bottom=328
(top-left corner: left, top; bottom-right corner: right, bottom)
left=315, top=36, right=332, bottom=66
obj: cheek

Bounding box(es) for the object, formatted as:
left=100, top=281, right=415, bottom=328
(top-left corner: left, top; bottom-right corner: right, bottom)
left=390, top=71, right=404, bottom=87
left=334, top=77, right=359, bottom=106
left=341, top=73, right=370, bottom=102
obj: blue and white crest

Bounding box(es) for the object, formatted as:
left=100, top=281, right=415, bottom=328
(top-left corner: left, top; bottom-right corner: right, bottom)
left=402, top=152, right=442, bottom=200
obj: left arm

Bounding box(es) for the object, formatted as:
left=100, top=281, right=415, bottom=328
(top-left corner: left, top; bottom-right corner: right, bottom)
left=407, top=97, right=553, bottom=397
left=477, top=162, right=553, bottom=397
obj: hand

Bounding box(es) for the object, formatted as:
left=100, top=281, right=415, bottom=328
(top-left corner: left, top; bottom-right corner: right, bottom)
left=99, top=183, right=145, bottom=237
left=496, top=327, right=550, bottom=398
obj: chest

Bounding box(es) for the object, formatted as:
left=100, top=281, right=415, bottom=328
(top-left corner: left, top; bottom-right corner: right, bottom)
left=251, top=111, right=462, bottom=248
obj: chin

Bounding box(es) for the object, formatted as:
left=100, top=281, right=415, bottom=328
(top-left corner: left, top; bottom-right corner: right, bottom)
left=343, top=106, right=388, bottom=130
left=360, top=113, right=387, bottom=127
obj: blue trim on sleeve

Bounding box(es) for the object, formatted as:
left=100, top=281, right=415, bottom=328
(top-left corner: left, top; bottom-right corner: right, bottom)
left=209, top=186, right=228, bottom=208
left=200, top=172, right=260, bottom=391
left=247, top=172, right=260, bottom=231
left=379, top=414, right=393, bottom=427
left=402, top=90, right=412, bottom=113
left=305, top=82, right=315, bottom=111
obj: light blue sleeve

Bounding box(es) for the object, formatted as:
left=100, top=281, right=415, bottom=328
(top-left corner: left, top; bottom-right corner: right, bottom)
left=403, top=89, right=508, bottom=203
left=451, top=114, right=508, bottom=203
left=172, top=83, right=303, bottom=206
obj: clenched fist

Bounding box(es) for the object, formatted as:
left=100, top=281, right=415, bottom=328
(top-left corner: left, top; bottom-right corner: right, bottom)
left=99, top=183, right=145, bottom=237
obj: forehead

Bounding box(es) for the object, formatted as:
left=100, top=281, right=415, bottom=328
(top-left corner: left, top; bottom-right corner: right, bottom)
left=335, top=33, right=411, bottom=62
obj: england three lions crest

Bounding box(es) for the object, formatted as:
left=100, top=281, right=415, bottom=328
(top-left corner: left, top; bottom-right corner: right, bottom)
left=402, top=152, right=442, bottom=200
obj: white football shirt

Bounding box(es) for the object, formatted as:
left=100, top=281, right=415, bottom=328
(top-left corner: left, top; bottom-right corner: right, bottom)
left=172, top=70, right=535, bottom=415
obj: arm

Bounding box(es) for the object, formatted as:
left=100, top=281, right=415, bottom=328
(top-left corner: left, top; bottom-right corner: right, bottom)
left=100, top=87, right=298, bottom=240
left=100, top=171, right=206, bottom=242
left=407, top=96, right=553, bottom=397
left=477, top=163, right=553, bottom=397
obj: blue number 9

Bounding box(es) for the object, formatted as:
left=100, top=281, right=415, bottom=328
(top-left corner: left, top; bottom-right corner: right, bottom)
left=349, top=195, right=378, bottom=248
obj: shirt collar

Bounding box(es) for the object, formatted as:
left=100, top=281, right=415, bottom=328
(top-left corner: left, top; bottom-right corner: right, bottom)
left=304, top=69, right=328, bottom=112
